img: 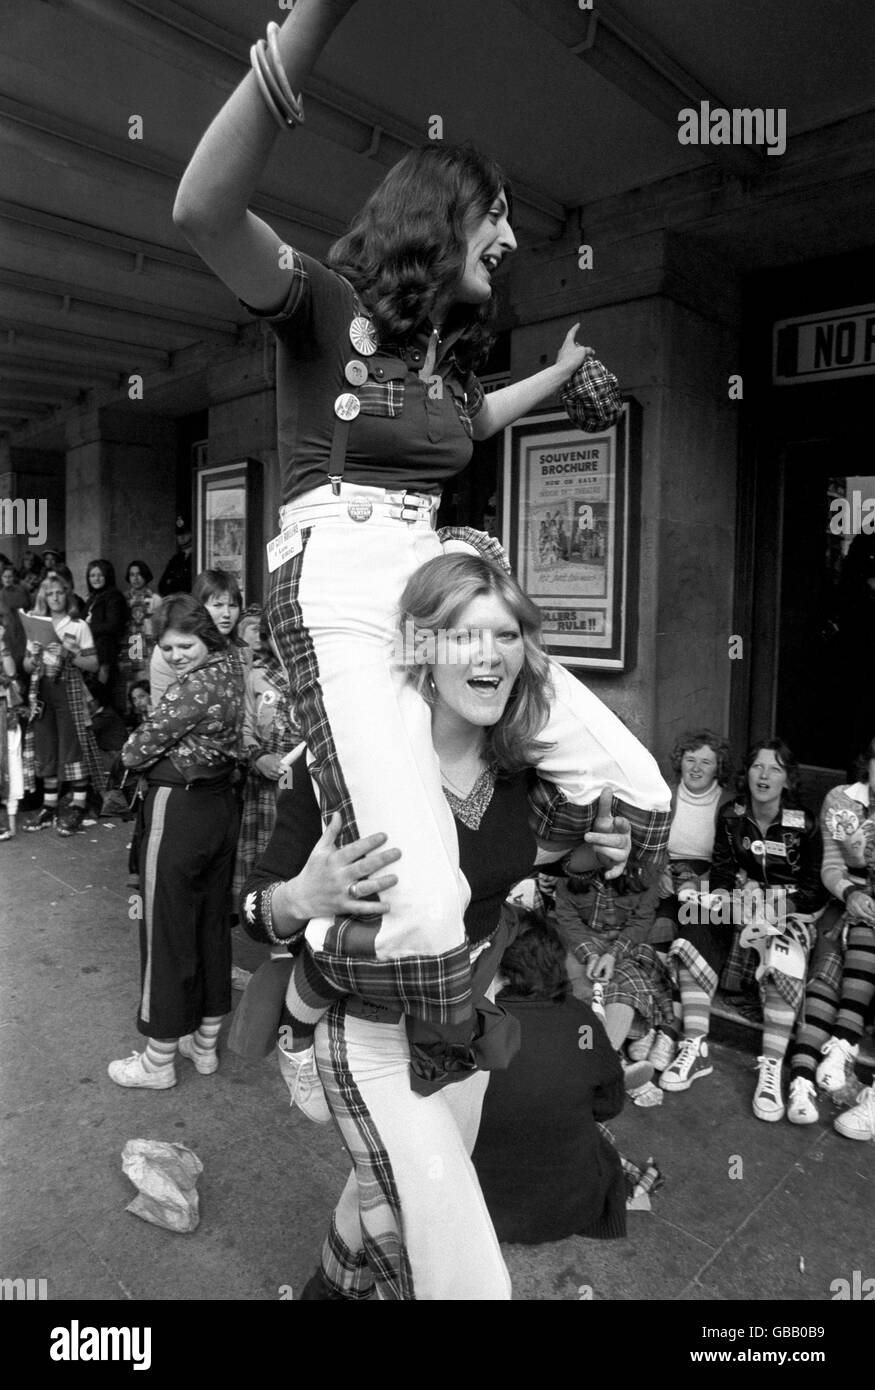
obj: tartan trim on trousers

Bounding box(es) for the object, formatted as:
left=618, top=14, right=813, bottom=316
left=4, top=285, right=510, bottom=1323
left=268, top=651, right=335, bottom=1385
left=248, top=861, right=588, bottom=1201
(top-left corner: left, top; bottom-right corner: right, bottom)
left=321, top=1004, right=415, bottom=1301
left=320, top=1213, right=375, bottom=1300
left=265, top=531, right=369, bottom=951
left=265, top=530, right=475, bottom=1024
left=528, top=780, right=671, bottom=864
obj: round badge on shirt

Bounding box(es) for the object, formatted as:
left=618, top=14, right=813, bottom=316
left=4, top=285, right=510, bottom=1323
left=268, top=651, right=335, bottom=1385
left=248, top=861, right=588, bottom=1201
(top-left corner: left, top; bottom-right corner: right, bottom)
left=349, top=317, right=377, bottom=355
left=750, top=839, right=766, bottom=857
left=344, top=359, right=369, bottom=386
left=334, top=393, right=361, bottom=421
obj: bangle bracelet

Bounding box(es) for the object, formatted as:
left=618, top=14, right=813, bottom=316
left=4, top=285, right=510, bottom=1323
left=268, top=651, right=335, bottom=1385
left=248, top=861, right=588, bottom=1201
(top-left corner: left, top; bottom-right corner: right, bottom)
left=250, top=42, right=290, bottom=132
left=266, top=22, right=305, bottom=124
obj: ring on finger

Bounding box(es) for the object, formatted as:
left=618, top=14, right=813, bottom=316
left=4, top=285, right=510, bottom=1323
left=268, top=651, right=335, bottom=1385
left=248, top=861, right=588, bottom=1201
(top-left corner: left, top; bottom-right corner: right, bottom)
left=348, top=881, right=359, bottom=899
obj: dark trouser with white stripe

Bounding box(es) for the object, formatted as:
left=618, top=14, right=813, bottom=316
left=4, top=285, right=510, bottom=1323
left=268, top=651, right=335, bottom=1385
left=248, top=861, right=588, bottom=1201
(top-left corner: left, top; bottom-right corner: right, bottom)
left=137, top=783, right=238, bottom=1041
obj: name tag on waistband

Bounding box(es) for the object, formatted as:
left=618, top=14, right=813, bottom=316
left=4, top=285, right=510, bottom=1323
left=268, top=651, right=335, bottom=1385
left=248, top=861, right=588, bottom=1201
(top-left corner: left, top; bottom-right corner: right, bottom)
left=267, top=522, right=302, bottom=572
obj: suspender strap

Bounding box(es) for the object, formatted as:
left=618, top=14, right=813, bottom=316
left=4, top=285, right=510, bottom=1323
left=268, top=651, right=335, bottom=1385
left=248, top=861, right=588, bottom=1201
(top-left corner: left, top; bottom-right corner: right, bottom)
left=327, top=280, right=369, bottom=496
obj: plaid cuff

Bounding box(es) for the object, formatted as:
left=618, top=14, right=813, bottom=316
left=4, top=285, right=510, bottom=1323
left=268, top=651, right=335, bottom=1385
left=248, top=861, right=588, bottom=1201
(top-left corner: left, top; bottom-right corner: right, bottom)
left=238, top=249, right=309, bottom=323
left=528, top=780, right=671, bottom=866
left=560, top=356, right=623, bottom=432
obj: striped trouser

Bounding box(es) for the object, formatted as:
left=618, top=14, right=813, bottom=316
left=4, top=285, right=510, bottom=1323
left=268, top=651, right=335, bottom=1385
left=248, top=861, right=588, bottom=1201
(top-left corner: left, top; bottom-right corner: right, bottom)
left=314, top=1003, right=507, bottom=1301
left=266, top=484, right=671, bottom=1011
left=137, top=782, right=238, bottom=1040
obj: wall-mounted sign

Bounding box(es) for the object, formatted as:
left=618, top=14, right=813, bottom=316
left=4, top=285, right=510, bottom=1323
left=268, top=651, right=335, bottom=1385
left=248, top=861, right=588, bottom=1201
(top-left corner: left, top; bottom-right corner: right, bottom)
left=500, top=404, right=639, bottom=671
left=195, top=458, right=263, bottom=605
left=774, top=303, right=875, bottom=385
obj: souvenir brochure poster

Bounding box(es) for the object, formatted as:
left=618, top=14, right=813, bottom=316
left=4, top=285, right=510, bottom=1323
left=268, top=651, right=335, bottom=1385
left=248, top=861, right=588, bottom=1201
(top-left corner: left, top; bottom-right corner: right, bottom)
left=501, top=407, right=634, bottom=670
left=196, top=459, right=263, bottom=605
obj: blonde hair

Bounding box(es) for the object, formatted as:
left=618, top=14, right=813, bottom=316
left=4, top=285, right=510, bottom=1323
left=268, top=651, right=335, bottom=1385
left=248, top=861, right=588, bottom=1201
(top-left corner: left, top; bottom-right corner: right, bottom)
left=398, top=554, right=553, bottom=774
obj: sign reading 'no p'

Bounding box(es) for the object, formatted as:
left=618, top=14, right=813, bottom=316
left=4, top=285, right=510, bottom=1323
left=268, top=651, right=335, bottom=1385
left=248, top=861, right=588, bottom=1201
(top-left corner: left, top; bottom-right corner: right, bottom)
left=773, top=303, right=875, bottom=385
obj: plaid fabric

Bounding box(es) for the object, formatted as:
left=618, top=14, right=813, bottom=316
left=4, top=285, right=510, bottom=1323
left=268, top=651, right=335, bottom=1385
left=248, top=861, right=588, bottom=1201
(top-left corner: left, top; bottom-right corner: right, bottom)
left=318, top=1004, right=414, bottom=1301
left=529, top=780, right=671, bottom=864
left=240, top=251, right=309, bottom=323
left=320, top=1212, right=375, bottom=1300
left=266, top=529, right=476, bottom=1025
left=719, top=918, right=817, bottom=1013
left=668, top=935, right=720, bottom=997
left=560, top=356, right=623, bottom=433
left=607, top=941, right=674, bottom=1028
left=437, top=525, right=512, bottom=573
left=63, top=662, right=107, bottom=796
left=357, top=381, right=404, bottom=417
left=597, top=1124, right=663, bottom=1200
left=231, top=658, right=298, bottom=900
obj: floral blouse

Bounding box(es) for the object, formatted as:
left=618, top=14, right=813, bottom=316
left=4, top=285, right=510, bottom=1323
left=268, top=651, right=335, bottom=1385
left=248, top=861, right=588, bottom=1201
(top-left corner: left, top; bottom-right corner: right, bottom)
left=121, top=649, right=242, bottom=777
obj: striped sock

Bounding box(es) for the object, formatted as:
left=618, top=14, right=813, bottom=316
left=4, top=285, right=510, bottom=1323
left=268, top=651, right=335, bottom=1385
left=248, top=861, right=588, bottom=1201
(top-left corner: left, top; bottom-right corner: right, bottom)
left=44, top=779, right=59, bottom=809
left=192, top=1017, right=222, bottom=1055
left=761, top=987, right=796, bottom=1060
left=677, top=965, right=711, bottom=1038
left=283, top=950, right=347, bottom=1052
left=790, top=979, right=839, bottom=1079
left=833, top=923, right=875, bottom=1043
left=143, top=1038, right=177, bottom=1071
left=71, top=782, right=87, bottom=808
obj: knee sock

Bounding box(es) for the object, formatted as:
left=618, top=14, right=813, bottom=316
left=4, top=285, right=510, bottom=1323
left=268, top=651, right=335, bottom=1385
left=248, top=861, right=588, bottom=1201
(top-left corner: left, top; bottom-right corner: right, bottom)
left=143, top=1038, right=177, bottom=1071
left=283, top=949, right=347, bottom=1053
left=191, top=1016, right=222, bottom=1056
left=833, top=923, right=875, bottom=1043
left=44, top=778, right=59, bottom=810
left=71, top=781, right=87, bottom=808
left=604, top=1002, right=635, bottom=1051
left=790, top=980, right=839, bottom=1079
left=677, top=964, right=711, bottom=1039
left=760, top=987, right=796, bottom=1061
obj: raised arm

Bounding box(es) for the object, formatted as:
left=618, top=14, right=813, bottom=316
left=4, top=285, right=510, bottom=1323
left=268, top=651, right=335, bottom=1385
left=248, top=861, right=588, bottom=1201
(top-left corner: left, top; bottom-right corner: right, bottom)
left=471, top=324, right=592, bottom=440
left=172, top=0, right=358, bottom=311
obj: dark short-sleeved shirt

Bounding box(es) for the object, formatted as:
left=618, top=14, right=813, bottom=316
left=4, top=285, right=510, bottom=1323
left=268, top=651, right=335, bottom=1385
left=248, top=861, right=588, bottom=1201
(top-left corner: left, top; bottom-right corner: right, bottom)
left=245, top=251, right=485, bottom=504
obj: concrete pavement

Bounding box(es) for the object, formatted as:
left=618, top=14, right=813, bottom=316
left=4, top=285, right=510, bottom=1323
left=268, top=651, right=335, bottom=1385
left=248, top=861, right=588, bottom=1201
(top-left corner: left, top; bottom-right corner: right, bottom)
left=1, top=815, right=872, bottom=1303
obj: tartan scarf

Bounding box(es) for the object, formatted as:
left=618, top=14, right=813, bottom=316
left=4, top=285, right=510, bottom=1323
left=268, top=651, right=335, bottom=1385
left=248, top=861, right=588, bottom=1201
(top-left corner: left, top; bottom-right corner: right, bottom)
left=24, top=653, right=107, bottom=796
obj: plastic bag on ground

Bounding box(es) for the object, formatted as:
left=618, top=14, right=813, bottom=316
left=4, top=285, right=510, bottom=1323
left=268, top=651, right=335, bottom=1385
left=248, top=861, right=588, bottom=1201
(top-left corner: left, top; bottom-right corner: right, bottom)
left=121, top=1139, right=203, bottom=1233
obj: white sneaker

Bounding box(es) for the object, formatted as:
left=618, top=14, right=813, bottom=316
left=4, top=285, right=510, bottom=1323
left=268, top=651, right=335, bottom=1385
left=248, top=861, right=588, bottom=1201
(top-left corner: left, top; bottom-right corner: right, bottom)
left=659, top=1036, right=712, bottom=1091
left=108, top=1051, right=177, bottom=1090
left=833, top=1085, right=875, bottom=1141
left=815, top=1037, right=859, bottom=1094
left=178, top=1034, right=219, bottom=1075
left=649, top=1030, right=677, bottom=1073
left=278, top=1046, right=331, bottom=1124
left=787, top=1076, right=819, bottom=1125
left=753, top=1055, right=785, bottom=1122
left=627, top=1028, right=655, bottom=1061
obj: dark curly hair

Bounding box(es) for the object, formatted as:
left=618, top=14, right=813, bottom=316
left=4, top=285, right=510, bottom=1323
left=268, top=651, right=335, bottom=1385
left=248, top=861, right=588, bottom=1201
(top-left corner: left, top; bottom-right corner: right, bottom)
left=154, top=593, right=227, bottom=653
left=125, top=559, right=153, bottom=586
left=498, top=910, right=568, bottom=1003
left=327, top=142, right=511, bottom=373
left=669, top=729, right=733, bottom=786
left=738, top=737, right=801, bottom=802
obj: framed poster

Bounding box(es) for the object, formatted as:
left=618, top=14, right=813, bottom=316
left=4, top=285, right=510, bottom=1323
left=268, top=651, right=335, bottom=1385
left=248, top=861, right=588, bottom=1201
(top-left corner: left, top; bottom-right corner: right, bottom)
left=500, top=403, right=640, bottom=671
left=195, top=458, right=263, bottom=606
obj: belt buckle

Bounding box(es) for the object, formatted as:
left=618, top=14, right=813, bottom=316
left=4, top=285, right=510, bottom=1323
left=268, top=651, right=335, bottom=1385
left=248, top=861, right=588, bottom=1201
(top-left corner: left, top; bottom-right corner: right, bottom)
left=399, top=491, right=427, bottom=524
